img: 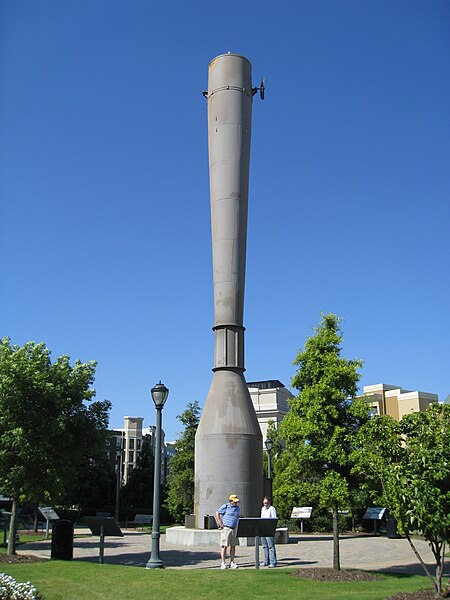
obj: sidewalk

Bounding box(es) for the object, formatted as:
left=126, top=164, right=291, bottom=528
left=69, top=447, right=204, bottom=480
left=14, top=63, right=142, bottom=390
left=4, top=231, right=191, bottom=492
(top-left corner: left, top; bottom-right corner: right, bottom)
left=17, top=528, right=443, bottom=575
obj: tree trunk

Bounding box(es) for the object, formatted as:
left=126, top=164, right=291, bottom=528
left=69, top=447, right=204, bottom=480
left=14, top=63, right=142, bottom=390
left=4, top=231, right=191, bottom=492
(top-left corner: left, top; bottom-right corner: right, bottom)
left=430, top=539, right=445, bottom=598
left=34, top=506, right=39, bottom=533
left=332, top=505, right=340, bottom=570
left=7, top=496, right=19, bottom=555
left=405, top=533, right=435, bottom=588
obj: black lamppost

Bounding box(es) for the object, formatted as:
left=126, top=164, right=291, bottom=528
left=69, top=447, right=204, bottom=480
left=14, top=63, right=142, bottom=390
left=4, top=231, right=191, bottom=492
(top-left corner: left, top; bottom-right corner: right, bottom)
left=265, top=437, right=274, bottom=499
left=265, top=437, right=273, bottom=478
left=146, top=381, right=169, bottom=569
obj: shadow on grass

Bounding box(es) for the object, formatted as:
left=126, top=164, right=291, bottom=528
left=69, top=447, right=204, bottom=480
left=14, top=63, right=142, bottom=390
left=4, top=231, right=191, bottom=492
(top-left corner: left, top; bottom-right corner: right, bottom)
left=376, top=563, right=450, bottom=578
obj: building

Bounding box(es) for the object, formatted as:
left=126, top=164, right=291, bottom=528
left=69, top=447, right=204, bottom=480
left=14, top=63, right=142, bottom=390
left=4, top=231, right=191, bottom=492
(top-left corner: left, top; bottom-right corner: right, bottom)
left=247, top=380, right=294, bottom=443
left=362, top=383, right=438, bottom=420
left=111, top=416, right=172, bottom=485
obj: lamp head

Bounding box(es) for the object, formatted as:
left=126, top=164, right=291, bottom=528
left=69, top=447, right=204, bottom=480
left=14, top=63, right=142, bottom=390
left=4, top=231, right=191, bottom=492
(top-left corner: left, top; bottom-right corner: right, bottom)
left=265, top=437, right=274, bottom=452
left=151, top=381, right=169, bottom=409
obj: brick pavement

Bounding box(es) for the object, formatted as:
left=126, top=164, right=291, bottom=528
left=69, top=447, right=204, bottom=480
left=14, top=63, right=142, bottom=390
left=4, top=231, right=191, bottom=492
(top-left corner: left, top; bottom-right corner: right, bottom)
left=17, top=528, right=445, bottom=576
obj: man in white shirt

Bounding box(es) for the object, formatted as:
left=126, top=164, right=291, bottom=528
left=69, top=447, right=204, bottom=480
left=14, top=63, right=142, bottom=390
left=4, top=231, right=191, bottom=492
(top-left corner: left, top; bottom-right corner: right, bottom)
left=260, top=497, right=277, bottom=567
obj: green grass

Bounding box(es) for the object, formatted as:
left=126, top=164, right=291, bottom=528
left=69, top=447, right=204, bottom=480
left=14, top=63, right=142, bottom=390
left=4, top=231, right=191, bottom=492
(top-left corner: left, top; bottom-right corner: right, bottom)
left=0, top=562, right=433, bottom=600
left=0, top=533, right=47, bottom=552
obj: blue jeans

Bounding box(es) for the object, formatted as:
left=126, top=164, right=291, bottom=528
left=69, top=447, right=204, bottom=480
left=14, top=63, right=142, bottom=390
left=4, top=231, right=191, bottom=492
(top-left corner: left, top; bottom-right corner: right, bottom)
left=261, top=536, right=277, bottom=566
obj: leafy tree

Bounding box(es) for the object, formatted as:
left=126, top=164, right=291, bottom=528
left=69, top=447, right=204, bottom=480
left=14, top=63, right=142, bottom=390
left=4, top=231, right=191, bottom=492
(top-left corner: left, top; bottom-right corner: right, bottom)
left=64, top=452, right=116, bottom=513
left=120, top=434, right=155, bottom=513
left=164, top=401, right=200, bottom=523
left=279, top=314, right=371, bottom=569
left=353, top=404, right=450, bottom=597
left=0, top=338, right=110, bottom=554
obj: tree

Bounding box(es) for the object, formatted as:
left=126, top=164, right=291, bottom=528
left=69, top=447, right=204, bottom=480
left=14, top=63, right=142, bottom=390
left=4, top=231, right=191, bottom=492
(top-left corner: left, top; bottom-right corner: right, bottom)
left=354, top=404, right=450, bottom=597
left=279, top=314, right=371, bottom=569
left=0, top=338, right=110, bottom=554
left=164, top=401, right=200, bottom=523
left=64, top=452, right=116, bottom=514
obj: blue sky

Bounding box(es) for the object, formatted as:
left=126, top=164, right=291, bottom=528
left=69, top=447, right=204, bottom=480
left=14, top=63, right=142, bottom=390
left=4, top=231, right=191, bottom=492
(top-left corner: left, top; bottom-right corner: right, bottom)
left=1, top=0, right=449, bottom=441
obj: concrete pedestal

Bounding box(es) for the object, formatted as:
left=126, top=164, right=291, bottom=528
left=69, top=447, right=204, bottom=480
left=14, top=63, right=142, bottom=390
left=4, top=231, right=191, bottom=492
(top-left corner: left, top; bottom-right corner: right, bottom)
left=165, top=526, right=289, bottom=547
left=165, top=526, right=255, bottom=547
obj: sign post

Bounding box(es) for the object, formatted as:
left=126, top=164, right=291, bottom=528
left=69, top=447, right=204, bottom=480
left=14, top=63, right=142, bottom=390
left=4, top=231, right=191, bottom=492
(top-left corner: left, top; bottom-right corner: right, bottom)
left=84, top=517, right=123, bottom=564
left=39, top=507, right=59, bottom=540
left=363, top=507, right=386, bottom=536
left=236, top=518, right=278, bottom=569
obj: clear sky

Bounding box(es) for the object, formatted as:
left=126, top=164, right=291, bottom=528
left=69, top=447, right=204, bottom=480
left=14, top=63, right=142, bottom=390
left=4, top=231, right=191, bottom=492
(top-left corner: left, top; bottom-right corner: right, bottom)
left=1, top=1, right=449, bottom=441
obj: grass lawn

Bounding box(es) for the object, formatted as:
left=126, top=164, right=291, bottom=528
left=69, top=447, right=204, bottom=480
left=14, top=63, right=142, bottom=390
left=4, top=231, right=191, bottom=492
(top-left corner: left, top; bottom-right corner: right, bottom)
left=0, top=533, right=47, bottom=549
left=0, top=561, right=433, bottom=600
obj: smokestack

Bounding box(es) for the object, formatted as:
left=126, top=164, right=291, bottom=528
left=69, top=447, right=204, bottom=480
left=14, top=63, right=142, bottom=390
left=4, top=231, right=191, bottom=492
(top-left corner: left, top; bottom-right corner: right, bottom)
left=194, top=54, right=263, bottom=526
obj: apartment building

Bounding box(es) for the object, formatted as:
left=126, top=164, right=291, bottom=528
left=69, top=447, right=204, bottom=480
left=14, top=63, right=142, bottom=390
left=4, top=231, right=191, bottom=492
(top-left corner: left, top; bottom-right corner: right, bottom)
left=247, top=379, right=294, bottom=443
left=111, top=416, right=170, bottom=485
left=362, top=383, right=438, bottom=420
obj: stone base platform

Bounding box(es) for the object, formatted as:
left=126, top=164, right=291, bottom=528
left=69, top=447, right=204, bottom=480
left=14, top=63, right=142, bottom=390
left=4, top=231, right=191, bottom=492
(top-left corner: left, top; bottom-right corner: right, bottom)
left=165, top=526, right=289, bottom=547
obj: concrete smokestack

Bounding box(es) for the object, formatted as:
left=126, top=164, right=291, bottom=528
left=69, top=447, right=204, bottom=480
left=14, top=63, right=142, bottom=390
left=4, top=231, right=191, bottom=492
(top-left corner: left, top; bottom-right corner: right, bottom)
left=194, top=54, right=263, bottom=526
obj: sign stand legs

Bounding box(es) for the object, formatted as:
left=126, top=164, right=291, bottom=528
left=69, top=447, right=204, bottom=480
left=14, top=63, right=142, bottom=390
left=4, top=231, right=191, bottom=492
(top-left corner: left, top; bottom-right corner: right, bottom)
left=255, top=525, right=260, bottom=570
left=99, top=525, right=105, bottom=564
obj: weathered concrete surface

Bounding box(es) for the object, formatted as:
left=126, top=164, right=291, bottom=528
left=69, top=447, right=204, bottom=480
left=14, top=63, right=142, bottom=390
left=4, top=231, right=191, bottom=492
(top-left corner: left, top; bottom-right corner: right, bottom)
left=195, top=53, right=263, bottom=527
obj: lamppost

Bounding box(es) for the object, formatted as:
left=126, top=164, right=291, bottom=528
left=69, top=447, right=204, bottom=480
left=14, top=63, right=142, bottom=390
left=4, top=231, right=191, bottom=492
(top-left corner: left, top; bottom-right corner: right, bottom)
left=146, top=381, right=169, bottom=569
left=265, top=437, right=274, bottom=499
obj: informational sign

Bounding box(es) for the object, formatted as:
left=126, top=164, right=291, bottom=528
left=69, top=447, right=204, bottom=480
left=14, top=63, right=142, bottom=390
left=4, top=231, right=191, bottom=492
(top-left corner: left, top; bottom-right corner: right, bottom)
left=83, top=516, right=123, bottom=537
left=39, top=507, right=59, bottom=521
left=236, top=518, right=278, bottom=570
left=363, top=507, right=386, bottom=520
left=84, top=516, right=123, bottom=564
left=39, top=507, right=60, bottom=539
left=291, top=506, right=313, bottom=519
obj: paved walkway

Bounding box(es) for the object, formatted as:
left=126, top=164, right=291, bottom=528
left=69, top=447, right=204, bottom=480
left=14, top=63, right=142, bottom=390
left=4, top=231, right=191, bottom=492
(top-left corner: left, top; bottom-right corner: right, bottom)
left=17, top=528, right=445, bottom=576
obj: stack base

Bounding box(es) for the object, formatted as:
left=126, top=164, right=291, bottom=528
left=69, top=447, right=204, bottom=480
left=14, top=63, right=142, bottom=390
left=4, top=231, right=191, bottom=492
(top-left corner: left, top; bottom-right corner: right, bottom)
left=165, top=526, right=289, bottom=546
left=165, top=526, right=255, bottom=547
left=194, top=370, right=263, bottom=526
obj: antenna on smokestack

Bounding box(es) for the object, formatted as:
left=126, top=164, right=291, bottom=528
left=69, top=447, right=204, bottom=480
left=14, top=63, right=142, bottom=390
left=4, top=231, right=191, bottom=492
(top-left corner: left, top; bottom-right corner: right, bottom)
left=252, top=77, right=265, bottom=100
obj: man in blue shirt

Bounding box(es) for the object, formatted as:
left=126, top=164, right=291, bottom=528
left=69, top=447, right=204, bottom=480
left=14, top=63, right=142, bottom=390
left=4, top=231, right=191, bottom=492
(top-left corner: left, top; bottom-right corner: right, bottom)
left=215, top=494, right=241, bottom=569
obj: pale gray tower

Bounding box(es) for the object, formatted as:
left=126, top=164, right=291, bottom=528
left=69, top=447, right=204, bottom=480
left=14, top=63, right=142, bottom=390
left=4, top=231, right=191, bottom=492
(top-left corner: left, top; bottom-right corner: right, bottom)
left=194, top=54, right=263, bottom=526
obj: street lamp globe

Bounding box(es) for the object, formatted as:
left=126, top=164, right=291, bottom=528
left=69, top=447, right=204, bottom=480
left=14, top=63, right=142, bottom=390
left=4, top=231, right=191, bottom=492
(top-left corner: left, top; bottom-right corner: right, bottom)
left=151, top=381, right=169, bottom=409
left=265, top=437, right=274, bottom=453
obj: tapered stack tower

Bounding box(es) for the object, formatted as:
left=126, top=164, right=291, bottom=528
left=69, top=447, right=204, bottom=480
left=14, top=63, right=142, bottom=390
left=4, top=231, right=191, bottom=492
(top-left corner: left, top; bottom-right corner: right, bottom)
left=194, top=54, right=263, bottom=526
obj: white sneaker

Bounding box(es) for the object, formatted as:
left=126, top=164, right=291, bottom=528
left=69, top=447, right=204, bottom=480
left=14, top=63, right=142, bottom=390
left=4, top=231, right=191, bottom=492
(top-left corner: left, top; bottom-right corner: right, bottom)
left=229, top=561, right=238, bottom=569
left=220, top=563, right=227, bottom=570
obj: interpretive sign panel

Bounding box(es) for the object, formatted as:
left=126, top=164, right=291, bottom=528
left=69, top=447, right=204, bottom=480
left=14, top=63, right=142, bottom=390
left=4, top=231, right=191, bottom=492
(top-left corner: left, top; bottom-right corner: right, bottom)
left=39, top=507, right=60, bottom=539
left=84, top=516, right=123, bottom=537
left=84, top=516, right=123, bottom=564
left=290, top=506, right=313, bottom=519
left=236, top=518, right=278, bottom=569
left=363, top=507, right=385, bottom=520
left=39, top=507, right=59, bottom=521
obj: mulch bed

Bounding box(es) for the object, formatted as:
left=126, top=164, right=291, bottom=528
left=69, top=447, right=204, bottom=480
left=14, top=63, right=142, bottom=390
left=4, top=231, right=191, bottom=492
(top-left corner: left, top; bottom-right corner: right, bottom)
left=387, top=591, right=448, bottom=599
left=291, top=568, right=450, bottom=599
left=0, top=553, right=47, bottom=564
left=291, top=567, right=382, bottom=582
